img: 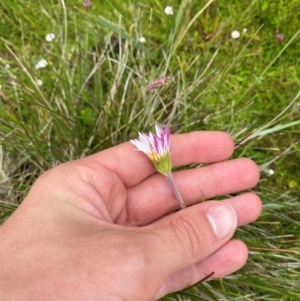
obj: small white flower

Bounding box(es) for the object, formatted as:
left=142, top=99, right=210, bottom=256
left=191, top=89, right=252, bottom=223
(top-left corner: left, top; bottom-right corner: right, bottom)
left=243, top=28, right=247, bottom=33
left=36, top=79, right=43, bottom=86
left=45, top=33, right=55, bottom=42
left=4, top=64, right=10, bottom=69
left=164, top=6, right=173, bottom=15
left=35, top=59, right=48, bottom=70
left=266, top=169, right=275, bottom=176
left=231, top=30, right=240, bottom=39
left=139, top=36, right=146, bottom=43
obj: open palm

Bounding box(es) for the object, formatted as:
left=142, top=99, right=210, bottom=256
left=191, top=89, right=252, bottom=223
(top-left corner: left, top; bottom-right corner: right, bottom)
left=0, top=131, right=261, bottom=301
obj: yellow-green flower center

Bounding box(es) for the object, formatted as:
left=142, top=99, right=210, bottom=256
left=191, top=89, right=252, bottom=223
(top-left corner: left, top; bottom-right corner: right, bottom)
left=148, top=152, right=172, bottom=175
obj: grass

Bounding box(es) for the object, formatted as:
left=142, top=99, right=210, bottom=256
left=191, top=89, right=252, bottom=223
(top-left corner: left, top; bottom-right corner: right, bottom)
left=1, top=0, right=300, bottom=299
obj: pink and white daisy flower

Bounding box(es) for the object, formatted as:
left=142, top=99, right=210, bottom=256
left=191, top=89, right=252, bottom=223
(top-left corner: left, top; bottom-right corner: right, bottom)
left=131, top=123, right=171, bottom=175
left=131, top=123, right=186, bottom=209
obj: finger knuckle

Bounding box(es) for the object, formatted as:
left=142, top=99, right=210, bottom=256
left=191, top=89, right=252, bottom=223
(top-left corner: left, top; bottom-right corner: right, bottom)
left=170, top=215, right=203, bottom=259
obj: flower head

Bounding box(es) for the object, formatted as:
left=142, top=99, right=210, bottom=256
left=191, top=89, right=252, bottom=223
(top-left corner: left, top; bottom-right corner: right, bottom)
left=266, top=169, right=275, bottom=176
left=164, top=6, right=173, bottom=15
left=36, top=79, right=43, bottom=86
left=131, top=123, right=172, bottom=175
left=231, top=30, right=240, bottom=39
left=131, top=123, right=186, bottom=209
left=45, top=33, right=55, bottom=42
left=276, top=33, right=284, bottom=41
left=83, top=0, right=92, bottom=7
left=138, top=36, right=146, bottom=43
left=35, top=59, right=48, bottom=70
left=146, top=76, right=169, bottom=93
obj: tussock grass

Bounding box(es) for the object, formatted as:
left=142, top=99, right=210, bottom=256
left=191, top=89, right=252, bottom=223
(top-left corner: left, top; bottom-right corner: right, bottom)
left=1, top=0, right=300, bottom=299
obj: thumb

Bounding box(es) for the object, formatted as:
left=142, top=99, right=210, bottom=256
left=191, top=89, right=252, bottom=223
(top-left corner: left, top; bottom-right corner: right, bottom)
left=151, top=201, right=237, bottom=276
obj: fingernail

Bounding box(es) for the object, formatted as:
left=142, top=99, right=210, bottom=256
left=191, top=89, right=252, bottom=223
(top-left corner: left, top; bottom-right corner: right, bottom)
left=205, top=203, right=237, bottom=239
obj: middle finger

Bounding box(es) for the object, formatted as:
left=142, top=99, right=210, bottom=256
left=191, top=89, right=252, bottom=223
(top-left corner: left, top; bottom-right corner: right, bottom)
left=127, top=157, right=259, bottom=226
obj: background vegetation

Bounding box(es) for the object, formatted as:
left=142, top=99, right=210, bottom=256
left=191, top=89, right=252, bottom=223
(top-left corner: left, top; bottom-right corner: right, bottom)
left=0, top=0, right=299, bottom=300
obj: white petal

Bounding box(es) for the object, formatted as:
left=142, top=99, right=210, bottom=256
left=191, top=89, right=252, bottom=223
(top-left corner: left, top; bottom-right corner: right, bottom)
left=131, top=135, right=152, bottom=154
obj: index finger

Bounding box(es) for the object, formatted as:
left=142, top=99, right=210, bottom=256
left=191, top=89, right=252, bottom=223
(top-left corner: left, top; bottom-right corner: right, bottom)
left=84, top=131, right=234, bottom=187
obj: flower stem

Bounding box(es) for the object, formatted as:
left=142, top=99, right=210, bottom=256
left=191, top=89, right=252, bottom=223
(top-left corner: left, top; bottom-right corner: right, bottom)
left=166, top=172, right=186, bottom=209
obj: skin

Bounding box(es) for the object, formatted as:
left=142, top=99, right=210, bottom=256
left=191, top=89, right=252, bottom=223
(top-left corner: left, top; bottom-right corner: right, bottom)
left=0, top=131, right=262, bottom=301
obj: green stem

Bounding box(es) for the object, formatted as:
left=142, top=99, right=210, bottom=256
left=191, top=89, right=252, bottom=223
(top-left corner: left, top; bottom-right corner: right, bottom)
left=166, top=172, right=186, bottom=209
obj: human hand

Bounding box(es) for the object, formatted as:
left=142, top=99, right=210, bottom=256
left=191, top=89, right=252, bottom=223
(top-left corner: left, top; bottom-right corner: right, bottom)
left=0, top=131, right=261, bottom=301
